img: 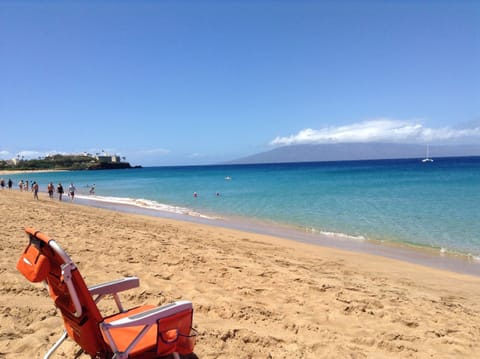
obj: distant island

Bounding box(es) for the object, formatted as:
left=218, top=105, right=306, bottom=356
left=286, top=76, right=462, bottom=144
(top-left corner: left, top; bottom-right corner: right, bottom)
left=229, top=143, right=480, bottom=164
left=0, top=153, right=140, bottom=171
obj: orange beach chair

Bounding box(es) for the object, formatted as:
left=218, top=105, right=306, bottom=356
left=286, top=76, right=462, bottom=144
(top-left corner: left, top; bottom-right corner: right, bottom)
left=16, top=228, right=197, bottom=359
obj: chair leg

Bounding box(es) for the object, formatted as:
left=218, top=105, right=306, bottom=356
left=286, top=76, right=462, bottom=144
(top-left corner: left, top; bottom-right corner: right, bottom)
left=44, top=330, right=68, bottom=359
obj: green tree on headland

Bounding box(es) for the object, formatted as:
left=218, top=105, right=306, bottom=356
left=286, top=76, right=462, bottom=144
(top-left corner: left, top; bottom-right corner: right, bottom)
left=0, top=154, right=133, bottom=171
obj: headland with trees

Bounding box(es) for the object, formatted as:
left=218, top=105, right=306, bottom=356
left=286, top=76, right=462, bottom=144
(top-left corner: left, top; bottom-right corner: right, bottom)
left=0, top=153, right=139, bottom=171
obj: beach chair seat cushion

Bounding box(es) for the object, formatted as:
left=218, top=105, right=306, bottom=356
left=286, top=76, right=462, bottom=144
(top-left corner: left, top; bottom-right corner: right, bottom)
left=101, top=304, right=195, bottom=357
left=102, top=305, right=158, bottom=356
left=17, top=243, right=50, bottom=282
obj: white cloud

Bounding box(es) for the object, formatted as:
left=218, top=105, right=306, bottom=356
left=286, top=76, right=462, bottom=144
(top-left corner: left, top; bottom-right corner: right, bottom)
left=270, top=119, right=480, bottom=146
left=0, top=150, right=10, bottom=158
left=15, top=150, right=44, bottom=159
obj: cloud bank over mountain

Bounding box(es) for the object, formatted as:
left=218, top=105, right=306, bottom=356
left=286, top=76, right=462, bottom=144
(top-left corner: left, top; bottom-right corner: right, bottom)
left=270, top=119, right=480, bottom=146
left=230, top=143, right=480, bottom=165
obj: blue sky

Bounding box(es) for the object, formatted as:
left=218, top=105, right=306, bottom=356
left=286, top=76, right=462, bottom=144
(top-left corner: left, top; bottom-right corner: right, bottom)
left=1, top=0, right=479, bottom=166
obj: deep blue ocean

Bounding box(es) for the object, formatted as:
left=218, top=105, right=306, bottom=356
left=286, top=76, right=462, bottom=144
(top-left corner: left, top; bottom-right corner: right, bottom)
left=6, top=157, right=480, bottom=259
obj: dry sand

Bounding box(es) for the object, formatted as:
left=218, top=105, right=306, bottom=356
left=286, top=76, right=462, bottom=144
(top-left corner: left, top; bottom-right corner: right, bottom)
left=1, top=189, right=480, bottom=358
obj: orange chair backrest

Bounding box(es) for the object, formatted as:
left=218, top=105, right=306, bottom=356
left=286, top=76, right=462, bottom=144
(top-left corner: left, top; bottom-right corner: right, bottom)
left=18, top=228, right=110, bottom=357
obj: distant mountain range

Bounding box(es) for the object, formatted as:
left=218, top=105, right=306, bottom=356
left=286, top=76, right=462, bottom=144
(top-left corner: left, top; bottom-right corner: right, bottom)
left=229, top=143, right=480, bottom=164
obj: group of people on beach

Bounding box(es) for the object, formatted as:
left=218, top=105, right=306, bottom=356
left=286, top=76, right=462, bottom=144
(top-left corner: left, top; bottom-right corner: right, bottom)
left=0, top=178, right=13, bottom=190
left=0, top=178, right=40, bottom=199
left=45, top=182, right=76, bottom=201
left=0, top=177, right=93, bottom=202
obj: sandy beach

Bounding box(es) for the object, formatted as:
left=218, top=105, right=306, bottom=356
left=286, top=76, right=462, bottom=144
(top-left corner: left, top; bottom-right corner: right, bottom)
left=0, top=169, right=67, bottom=176
left=1, top=189, right=480, bottom=358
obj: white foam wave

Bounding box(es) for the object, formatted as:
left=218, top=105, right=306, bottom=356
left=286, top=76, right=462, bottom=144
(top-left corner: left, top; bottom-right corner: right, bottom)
left=76, top=194, right=217, bottom=219
left=320, top=231, right=366, bottom=241
left=438, top=247, right=480, bottom=262
left=305, top=227, right=366, bottom=241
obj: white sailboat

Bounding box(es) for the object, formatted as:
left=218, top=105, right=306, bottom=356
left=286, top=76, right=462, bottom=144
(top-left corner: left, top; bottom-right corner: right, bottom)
left=421, top=144, right=434, bottom=163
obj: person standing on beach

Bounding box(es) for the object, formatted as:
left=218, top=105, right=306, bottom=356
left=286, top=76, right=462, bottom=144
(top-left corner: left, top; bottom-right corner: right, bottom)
left=0, top=178, right=4, bottom=190
left=18, top=180, right=24, bottom=191
left=7, top=178, right=12, bottom=189
left=57, top=183, right=64, bottom=201
left=47, top=182, right=54, bottom=199
left=68, top=183, right=76, bottom=201
left=32, top=182, right=39, bottom=200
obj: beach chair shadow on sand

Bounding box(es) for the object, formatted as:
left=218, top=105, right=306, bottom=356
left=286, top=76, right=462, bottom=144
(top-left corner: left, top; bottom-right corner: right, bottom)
left=16, top=227, right=198, bottom=359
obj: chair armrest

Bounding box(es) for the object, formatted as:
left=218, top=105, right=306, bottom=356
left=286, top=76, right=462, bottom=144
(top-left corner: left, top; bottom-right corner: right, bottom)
left=103, top=300, right=192, bottom=329
left=89, top=277, right=139, bottom=296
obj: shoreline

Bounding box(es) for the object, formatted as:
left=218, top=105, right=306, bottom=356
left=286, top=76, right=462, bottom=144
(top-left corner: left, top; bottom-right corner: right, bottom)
left=74, top=194, right=480, bottom=277
left=2, top=182, right=479, bottom=276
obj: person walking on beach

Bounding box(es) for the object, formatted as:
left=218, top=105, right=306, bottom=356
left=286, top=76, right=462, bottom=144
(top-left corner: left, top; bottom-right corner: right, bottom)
left=18, top=180, right=24, bottom=191
left=68, top=183, right=76, bottom=201
left=47, top=182, right=54, bottom=199
left=32, top=181, right=39, bottom=200
left=57, top=183, right=64, bottom=201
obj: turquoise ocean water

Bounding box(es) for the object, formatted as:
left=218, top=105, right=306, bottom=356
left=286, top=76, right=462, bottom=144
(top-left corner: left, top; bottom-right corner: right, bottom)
left=6, top=157, right=480, bottom=265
